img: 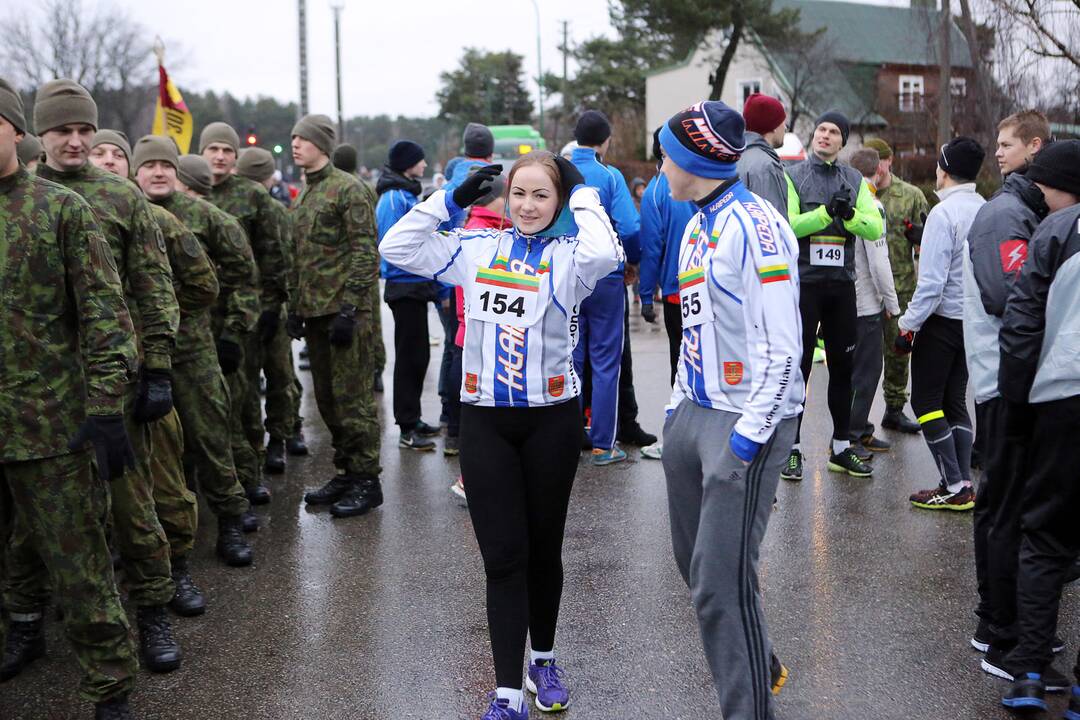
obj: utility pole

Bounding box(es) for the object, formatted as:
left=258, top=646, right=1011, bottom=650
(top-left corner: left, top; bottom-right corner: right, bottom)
left=937, top=0, right=953, bottom=148
left=529, top=0, right=544, bottom=136
left=298, top=0, right=309, bottom=118
left=332, top=3, right=345, bottom=141
left=561, top=19, right=570, bottom=104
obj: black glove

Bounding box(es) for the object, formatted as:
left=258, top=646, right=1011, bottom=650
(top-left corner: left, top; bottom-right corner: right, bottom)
left=256, top=309, right=280, bottom=344
left=553, top=155, right=586, bottom=199
left=452, top=164, right=503, bottom=209
left=286, top=313, right=306, bottom=339
left=826, top=189, right=855, bottom=221
left=68, top=415, right=136, bottom=481
left=329, top=304, right=357, bottom=347
left=641, top=303, right=657, bottom=324
left=893, top=330, right=915, bottom=356
left=904, top=212, right=927, bottom=247
left=217, top=338, right=242, bottom=374
left=133, top=368, right=173, bottom=423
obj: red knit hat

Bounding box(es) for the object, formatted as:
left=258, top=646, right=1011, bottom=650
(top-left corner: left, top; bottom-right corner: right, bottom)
left=742, top=93, right=787, bottom=135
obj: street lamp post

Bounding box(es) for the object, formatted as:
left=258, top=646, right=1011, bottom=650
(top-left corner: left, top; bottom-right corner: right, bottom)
left=331, top=3, right=345, bottom=141
left=529, top=0, right=544, bottom=137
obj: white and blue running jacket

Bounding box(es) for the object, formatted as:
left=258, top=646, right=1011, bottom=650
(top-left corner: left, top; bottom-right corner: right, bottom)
left=380, top=187, right=624, bottom=408
left=670, top=179, right=805, bottom=445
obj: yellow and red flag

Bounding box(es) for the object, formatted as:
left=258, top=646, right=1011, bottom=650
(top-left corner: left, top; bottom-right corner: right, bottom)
left=151, top=61, right=193, bottom=154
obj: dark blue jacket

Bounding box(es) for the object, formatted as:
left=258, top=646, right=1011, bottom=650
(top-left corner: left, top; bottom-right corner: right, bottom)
left=571, top=147, right=640, bottom=274
left=639, top=172, right=696, bottom=302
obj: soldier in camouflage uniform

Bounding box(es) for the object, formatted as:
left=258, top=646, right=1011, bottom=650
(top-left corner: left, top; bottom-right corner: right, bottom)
left=864, top=139, right=928, bottom=433
left=287, top=114, right=383, bottom=518
left=88, top=130, right=209, bottom=615
left=0, top=77, right=140, bottom=720
left=201, top=123, right=288, bottom=506
left=4, top=79, right=184, bottom=678
left=236, top=147, right=307, bottom=473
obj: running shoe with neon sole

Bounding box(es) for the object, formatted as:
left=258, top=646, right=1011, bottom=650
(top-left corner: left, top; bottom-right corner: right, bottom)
left=780, top=450, right=803, bottom=481
left=481, top=694, right=528, bottom=720
left=1065, top=685, right=1080, bottom=720
left=909, top=485, right=975, bottom=511
left=591, top=447, right=627, bottom=466
left=526, top=660, right=569, bottom=712
left=827, top=448, right=873, bottom=477
left=1002, top=673, right=1047, bottom=712
left=770, top=653, right=789, bottom=696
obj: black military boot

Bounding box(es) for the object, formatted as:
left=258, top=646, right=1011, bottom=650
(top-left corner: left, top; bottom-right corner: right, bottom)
left=246, top=482, right=271, bottom=505
left=240, top=508, right=260, bottom=533
left=264, top=438, right=286, bottom=474
left=881, top=406, right=921, bottom=434
left=136, top=605, right=182, bottom=673
left=168, top=556, right=206, bottom=617
left=330, top=476, right=384, bottom=518
left=373, top=372, right=384, bottom=393
left=94, top=694, right=134, bottom=720
left=216, top=515, right=253, bottom=567
left=0, top=615, right=46, bottom=681
left=303, top=474, right=354, bottom=505
left=286, top=431, right=309, bottom=456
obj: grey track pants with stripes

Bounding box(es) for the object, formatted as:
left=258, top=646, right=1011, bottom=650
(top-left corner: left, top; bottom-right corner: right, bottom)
left=662, top=399, right=796, bottom=720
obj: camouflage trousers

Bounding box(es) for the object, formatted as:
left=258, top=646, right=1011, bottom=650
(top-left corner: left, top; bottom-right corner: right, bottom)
left=174, top=352, right=250, bottom=518
left=306, top=313, right=381, bottom=476
left=220, top=333, right=264, bottom=492
left=262, top=305, right=303, bottom=442
left=372, top=281, right=386, bottom=374
left=0, top=450, right=138, bottom=703
left=7, top=399, right=174, bottom=609
left=149, top=408, right=198, bottom=559
left=882, top=286, right=914, bottom=410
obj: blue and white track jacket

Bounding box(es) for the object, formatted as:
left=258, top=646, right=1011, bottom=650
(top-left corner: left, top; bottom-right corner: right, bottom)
left=669, top=179, right=805, bottom=444
left=380, top=188, right=624, bottom=408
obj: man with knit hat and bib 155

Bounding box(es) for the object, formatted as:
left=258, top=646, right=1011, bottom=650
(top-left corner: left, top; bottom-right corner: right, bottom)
left=236, top=146, right=308, bottom=474
left=288, top=114, right=383, bottom=519
left=200, top=121, right=287, bottom=508
left=782, top=110, right=883, bottom=481
left=0, top=75, right=141, bottom=720
left=737, top=93, right=789, bottom=216
left=4, top=77, right=184, bottom=680
left=659, top=100, right=803, bottom=719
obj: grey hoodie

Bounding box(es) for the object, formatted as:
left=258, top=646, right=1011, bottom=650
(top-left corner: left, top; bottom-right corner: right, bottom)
left=736, top=131, right=787, bottom=217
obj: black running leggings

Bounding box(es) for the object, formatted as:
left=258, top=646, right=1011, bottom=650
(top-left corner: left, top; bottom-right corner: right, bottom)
left=460, top=399, right=581, bottom=689
left=796, top=281, right=857, bottom=442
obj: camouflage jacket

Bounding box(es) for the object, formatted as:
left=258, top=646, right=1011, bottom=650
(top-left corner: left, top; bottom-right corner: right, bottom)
left=0, top=167, right=137, bottom=461
left=37, top=163, right=179, bottom=371
left=208, top=174, right=288, bottom=311
left=159, top=191, right=260, bottom=345
left=149, top=203, right=220, bottom=364
left=291, top=162, right=378, bottom=319
left=877, top=174, right=930, bottom=301
left=266, top=198, right=297, bottom=299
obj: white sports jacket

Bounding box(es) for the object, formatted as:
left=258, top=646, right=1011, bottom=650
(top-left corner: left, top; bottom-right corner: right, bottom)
left=669, top=179, right=805, bottom=444
left=379, top=187, right=624, bottom=408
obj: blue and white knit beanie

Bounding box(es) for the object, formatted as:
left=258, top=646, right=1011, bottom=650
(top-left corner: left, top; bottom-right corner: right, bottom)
left=659, top=101, right=746, bottom=179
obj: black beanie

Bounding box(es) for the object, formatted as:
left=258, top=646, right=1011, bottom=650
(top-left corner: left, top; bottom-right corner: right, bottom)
left=388, top=140, right=425, bottom=173
left=463, top=123, right=494, bottom=158
left=651, top=126, right=662, bottom=162
left=1027, top=140, right=1080, bottom=196
left=332, top=144, right=358, bottom=173
left=815, top=110, right=850, bottom=147
left=575, top=110, right=611, bottom=147
left=938, top=136, right=985, bottom=182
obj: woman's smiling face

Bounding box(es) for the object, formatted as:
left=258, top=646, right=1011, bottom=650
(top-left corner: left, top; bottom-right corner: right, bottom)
left=508, top=164, right=559, bottom=235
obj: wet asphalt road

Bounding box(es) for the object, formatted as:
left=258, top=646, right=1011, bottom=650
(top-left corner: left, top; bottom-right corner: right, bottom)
left=3, top=302, right=1079, bottom=720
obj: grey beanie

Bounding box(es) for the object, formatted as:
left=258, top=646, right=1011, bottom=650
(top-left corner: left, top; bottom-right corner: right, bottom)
left=291, top=114, right=335, bottom=156
left=133, top=135, right=179, bottom=171
left=463, top=122, right=494, bottom=158
left=92, top=129, right=132, bottom=161
left=237, top=147, right=276, bottom=182
left=0, top=77, right=27, bottom=134
left=198, top=121, right=240, bottom=153
left=178, top=154, right=213, bottom=195
left=16, top=134, right=42, bottom=165
left=34, top=79, right=98, bottom=133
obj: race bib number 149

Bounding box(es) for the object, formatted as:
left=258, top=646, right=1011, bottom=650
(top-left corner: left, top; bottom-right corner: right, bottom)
left=810, top=236, right=845, bottom=267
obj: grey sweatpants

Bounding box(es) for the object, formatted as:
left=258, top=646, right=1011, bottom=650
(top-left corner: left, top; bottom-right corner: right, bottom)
left=850, top=312, right=884, bottom=441
left=662, top=399, right=797, bottom=720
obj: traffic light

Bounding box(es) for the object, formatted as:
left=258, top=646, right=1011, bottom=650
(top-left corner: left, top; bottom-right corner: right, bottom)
left=273, top=144, right=283, bottom=154
left=246, top=125, right=257, bottom=146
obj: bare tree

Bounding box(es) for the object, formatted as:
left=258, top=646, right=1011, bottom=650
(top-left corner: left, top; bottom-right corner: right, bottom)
left=988, top=0, right=1080, bottom=68
left=771, top=29, right=837, bottom=132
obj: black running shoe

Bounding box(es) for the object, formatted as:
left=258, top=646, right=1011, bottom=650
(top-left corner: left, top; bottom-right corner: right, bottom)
left=780, top=450, right=803, bottom=481
left=860, top=434, right=892, bottom=452
left=1065, top=685, right=1080, bottom=720
left=827, top=448, right=873, bottom=477
left=983, top=651, right=1069, bottom=692
left=399, top=430, right=436, bottom=451
left=1002, top=673, right=1047, bottom=712
left=770, top=653, right=788, bottom=696
left=850, top=443, right=873, bottom=462
left=413, top=421, right=442, bottom=437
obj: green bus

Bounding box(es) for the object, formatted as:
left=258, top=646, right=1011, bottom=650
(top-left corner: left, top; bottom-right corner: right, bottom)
left=488, top=125, right=547, bottom=165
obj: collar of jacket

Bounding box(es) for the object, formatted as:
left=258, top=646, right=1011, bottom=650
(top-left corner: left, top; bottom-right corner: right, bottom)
left=809, top=151, right=839, bottom=171
left=37, top=161, right=93, bottom=182
left=571, top=146, right=602, bottom=164
left=744, top=132, right=780, bottom=161
left=1003, top=171, right=1050, bottom=220
left=694, top=176, right=740, bottom=210
left=0, top=165, right=28, bottom=194
left=935, top=182, right=978, bottom=201
left=304, top=161, right=333, bottom=185
left=376, top=165, right=421, bottom=198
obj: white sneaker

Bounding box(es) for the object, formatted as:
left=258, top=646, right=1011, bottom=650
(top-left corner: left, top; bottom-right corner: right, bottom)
left=641, top=442, right=663, bottom=460
left=450, top=477, right=467, bottom=502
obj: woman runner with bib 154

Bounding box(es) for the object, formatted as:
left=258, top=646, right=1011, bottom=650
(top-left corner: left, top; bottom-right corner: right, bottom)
left=380, top=151, right=624, bottom=719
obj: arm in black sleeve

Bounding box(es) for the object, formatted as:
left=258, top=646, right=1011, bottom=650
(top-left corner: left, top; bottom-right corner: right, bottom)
left=998, top=222, right=1056, bottom=403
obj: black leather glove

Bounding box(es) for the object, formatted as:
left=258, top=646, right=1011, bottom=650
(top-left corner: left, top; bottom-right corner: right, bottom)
left=641, top=303, right=657, bottom=324
left=329, top=304, right=357, bottom=347
left=553, top=155, right=586, bottom=199
left=217, top=338, right=242, bottom=374
left=893, top=330, right=915, bottom=356
left=452, top=164, right=503, bottom=208
left=904, top=212, right=927, bottom=247
left=134, top=368, right=173, bottom=423
left=256, top=309, right=280, bottom=344
left=826, top=190, right=855, bottom=221
left=68, top=415, right=136, bottom=481
left=286, top=313, right=306, bottom=339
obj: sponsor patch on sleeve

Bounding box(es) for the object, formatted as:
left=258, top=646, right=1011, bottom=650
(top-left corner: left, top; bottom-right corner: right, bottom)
left=999, top=239, right=1028, bottom=274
